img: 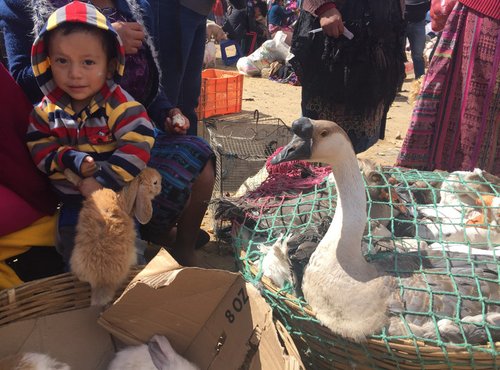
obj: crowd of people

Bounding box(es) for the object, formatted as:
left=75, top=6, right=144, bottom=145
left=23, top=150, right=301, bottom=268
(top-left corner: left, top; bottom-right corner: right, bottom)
left=216, top=0, right=298, bottom=52
left=0, top=0, right=498, bottom=290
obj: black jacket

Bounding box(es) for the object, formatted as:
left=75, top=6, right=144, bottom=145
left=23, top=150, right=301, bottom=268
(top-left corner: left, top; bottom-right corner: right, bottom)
left=405, top=0, right=430, bottom=22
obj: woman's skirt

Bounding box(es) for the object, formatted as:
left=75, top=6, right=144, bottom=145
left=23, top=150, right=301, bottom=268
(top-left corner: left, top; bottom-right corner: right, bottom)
left=396, top=4, right=500, bottom=175
left=140, top=133, right=214, bottom=245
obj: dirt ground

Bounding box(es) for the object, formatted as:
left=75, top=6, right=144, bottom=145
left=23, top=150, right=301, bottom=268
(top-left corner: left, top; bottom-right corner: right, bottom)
left=196, top=61, right=417, bottom=270
left=240, top=70, right=416, bottom=166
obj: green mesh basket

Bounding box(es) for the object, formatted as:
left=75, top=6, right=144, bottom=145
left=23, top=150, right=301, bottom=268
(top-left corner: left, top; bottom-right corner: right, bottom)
left=219, top=166, right=500, bottom=369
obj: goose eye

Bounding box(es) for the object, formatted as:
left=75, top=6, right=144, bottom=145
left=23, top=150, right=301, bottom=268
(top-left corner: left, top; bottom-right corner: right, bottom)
left=320, top=130, right=328, bottom=137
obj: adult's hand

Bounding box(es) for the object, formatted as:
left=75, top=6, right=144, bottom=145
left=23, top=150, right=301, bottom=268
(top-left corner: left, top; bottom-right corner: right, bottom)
left=319, top=7, right=344, bottom=38
left=164, top=108, right=190, bottom=135
left=112, top=21, right=145, bottom=54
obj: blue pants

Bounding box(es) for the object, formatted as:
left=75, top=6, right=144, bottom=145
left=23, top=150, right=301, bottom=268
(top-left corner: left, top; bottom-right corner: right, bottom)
left=406, top=19, right=427, bottom=79
left=150, top=0, right=207, bottom=135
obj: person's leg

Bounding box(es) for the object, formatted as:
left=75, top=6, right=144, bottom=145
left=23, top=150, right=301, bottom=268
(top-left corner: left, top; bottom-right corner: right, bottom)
left=171, top=159, right=215, bottom=266
left=177, top=7, right=207, bottom=135
left=407, top=19, right=427, bottom=79
left=156, top=0, right=187, bottom=107
left=156, top=2, right=206, bottom=135
left=140, top=134, right=215, bottom=265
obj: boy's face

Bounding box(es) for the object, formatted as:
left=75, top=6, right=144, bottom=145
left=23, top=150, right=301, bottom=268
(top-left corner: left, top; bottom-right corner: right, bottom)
left=48, top=29, right=115, bottom=112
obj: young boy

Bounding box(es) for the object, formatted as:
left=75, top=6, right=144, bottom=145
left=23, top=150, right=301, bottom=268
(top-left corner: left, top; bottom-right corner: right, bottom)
left=26, top=1, right=155, bottom=266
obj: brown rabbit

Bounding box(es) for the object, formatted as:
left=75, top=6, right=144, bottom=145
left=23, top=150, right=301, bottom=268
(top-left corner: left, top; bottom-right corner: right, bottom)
left=65, top=167, right=161, bottom=306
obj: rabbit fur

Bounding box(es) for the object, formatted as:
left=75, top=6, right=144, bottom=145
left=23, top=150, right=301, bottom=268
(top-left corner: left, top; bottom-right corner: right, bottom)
left=0, top=352, right=70, bottom=370
left=108, top=335, right=199, bottom=370
left=66, top=167, right=162, bottom=306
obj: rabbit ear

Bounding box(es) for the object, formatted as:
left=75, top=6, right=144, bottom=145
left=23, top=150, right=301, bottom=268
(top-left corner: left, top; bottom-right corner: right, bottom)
left=134, top=183, right=154, bottom=224
left=120, top=178, right=140, bottom=216
left=148, top=335, right=175, bottom=369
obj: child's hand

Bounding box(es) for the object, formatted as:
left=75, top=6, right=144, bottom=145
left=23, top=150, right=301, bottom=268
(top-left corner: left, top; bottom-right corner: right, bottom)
left=112, top=21, right=145, bottom=54
left=165, top=108, right=190, bottom=135
left=80, top=156, right=98, bottom=177
left=78, top=177, right=103, bottom=198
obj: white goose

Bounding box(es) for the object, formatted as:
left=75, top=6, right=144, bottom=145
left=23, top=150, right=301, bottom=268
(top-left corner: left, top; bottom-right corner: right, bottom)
left=271, top=118, right=500, bottom=344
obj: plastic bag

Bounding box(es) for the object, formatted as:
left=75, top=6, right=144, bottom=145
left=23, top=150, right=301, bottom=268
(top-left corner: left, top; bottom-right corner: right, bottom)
left=430, top=0, right=457, bottom=32
left=237, top=31, right=290, bottom=76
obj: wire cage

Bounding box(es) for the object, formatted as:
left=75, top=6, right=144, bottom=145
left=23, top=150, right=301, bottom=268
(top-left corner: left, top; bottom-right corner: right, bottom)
left=215, top=165, right=500, bottom=369
left=204, top=110, right=293, bottom=240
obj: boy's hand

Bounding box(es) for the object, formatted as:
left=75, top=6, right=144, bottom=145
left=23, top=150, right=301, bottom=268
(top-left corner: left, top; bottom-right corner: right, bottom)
left=112, top=21, right=145, bottom=54
left=80, top=156, right=98, bottom=177
left=78, top=177, right=103, bottom=198
left=319, top=7, right=344, bottom=38
left=165, top=108, right=190, bottom=135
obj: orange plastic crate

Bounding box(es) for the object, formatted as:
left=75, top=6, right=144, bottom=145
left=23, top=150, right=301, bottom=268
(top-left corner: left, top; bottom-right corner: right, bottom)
left=196, top=69, right=243, bottom=120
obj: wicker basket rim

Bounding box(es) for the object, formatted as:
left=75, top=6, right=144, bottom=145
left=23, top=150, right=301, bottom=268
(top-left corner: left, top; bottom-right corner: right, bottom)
left=241, top=250, right=500, bottom=357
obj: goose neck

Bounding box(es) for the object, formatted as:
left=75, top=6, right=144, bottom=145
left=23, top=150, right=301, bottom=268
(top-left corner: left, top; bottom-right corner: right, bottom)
left=324, top=152, right=370, bottom=273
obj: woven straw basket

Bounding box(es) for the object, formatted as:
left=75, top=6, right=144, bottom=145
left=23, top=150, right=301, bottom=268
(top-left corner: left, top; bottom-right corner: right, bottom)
left=241, top=251, right=499, bottom=370
left=220, top=165, right=500, bottom=369
left=0, top=267, right=142, bottom=328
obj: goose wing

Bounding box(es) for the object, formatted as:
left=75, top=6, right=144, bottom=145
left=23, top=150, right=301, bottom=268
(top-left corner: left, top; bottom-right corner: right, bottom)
left=382, top=250, right=500, bottom=343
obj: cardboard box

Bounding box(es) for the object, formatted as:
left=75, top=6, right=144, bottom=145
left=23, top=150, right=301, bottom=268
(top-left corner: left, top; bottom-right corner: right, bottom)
left=0, top=307, right=114, bottom=369
left=0, top=250, right=304, bottom=370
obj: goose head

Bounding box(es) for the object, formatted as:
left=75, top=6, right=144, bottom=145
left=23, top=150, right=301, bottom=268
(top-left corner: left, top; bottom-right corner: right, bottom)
left=272, top=117, right=354, bottom=165
left=273, top=117, right=367, bottom=241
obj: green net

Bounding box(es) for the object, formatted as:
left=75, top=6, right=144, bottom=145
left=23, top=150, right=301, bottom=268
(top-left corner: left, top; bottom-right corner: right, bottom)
left=215, top=165, right=500, bottom=369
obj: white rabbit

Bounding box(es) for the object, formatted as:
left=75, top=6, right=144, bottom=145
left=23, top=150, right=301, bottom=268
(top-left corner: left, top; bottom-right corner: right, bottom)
left=65, top=167, right=162, bottom=306
left=0, top=352, right=70, bottom=370
left=108, top=335, right=198, bottom=370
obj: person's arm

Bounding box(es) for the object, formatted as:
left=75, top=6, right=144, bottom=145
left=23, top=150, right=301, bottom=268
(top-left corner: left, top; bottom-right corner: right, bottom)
left=302, top=0, right=344, bottom=38
left=0, top=0, right=43, bottom=103
left=95, top=99, right=155, bottom=191
left=301, top=0, right=335, bottom=15
left=26, top=106, right=90, bottom=180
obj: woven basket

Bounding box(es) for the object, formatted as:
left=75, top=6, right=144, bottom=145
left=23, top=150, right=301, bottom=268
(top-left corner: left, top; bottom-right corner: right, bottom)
left=0, top=267, right=142, bottom=328
left=242, top=254, right=499, bottom=369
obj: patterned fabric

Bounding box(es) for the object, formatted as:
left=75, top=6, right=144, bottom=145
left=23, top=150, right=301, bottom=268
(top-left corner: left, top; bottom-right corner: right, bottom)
left=27, top=2, right=155, bottom=201
left=458, top=0, right=500, bottom=20
left=140, top=134, right=215, bottom=245
left=396, top=4, right=500, bottom=176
